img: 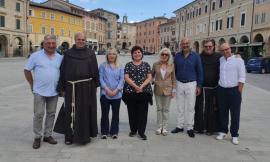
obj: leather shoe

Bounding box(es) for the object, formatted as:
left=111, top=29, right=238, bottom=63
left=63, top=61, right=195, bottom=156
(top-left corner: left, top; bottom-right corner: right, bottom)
left=129, top=132, right=136, bottom=137
left=171, top=127, right=184, bottom=133
left=139, top=134, right=147, bottom=140
left=32, top=138, right=41, bottom=149
left=187, top=130, right=195, bottom=138
left=43, top=136, right=57, bottom=144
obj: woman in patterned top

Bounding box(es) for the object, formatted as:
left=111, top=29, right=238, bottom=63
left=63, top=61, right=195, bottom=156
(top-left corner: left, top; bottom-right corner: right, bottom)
left=122, top=46, right=153, bottom=140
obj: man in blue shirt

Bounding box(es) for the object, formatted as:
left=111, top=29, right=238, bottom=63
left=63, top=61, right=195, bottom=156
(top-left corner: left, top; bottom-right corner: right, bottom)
left=171, top=37, right=203, bottom=138
left=24, top=35, right=63, bottom=149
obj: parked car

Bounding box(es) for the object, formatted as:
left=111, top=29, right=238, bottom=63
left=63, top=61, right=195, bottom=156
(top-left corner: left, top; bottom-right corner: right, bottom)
left=246, top=57, right=270, bottom=74
left=97, top=50, right=106, bottom=55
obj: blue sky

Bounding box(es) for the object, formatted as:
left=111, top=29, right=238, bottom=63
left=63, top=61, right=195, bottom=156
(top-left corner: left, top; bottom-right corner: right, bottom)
left=32, top=0, right=193, bottom=22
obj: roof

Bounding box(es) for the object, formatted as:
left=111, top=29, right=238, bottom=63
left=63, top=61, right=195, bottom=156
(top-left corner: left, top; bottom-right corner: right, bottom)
left=159, top=20, right=176, bottom=26
left=173, top=0, right=197, bottom=14
left=136, top=16, right=168, bottom=24
left=41, top=0, right=84, bottom=10
left=30, top=1, right=82, bottom=17
left=90, top=8, right=120, bottom=19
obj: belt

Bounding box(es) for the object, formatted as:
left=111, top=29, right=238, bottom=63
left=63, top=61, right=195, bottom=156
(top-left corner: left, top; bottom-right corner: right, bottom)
left=67, top=78, right=93, bottom=133
left=179, top=80, right=195, bottom=83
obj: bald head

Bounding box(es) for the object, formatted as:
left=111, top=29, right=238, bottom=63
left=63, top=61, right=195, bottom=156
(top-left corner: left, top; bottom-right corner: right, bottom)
left=220, top=43, right=232, bottom=58
left=180, top=37, right=190, bottom=54
left=75, top=32, right=86, bottom=48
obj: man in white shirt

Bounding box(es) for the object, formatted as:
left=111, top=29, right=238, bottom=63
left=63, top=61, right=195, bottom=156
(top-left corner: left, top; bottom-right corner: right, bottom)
left=216, top=43, right=246, bottom=145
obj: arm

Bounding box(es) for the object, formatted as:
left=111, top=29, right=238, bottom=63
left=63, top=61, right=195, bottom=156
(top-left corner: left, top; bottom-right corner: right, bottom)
left=151, top=63, right=156, bottom=84
left=57, top=55, right=65, bottom=96
left=171, top=64, right=177, bottom=98
left=92, top=53, right=100, bottom=87
left=124, top=74, right=140, bottom=91
left=196, top=55, right=204, bottom=95
left=238, top=58, right=246, bottom=93
left=139, top=73, right=152, bottom=90
left=24, top=70, right=33, bottom=92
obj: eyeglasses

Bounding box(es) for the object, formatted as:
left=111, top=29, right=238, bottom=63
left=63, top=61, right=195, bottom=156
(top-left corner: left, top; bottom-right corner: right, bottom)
left=221, top=48, right=230, bottom=52
left=161, top=53, right=169, bottom=56
left=204, top=46, right=213, bottom=48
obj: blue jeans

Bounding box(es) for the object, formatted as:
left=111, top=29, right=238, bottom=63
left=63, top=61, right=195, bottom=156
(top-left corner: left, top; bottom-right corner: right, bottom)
left=100, top=95, right=121, bottom=135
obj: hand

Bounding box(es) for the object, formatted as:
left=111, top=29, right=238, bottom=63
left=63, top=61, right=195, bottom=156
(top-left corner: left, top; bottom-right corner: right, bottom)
left=238, top=86, right=243, bottom=93
left=105, top=88, right=114, bottom=97
left=196, top=87, right=201, bottom=96
left=135, top=85, right=142, bottom=93
left=59, top=91, right=65, bottom=97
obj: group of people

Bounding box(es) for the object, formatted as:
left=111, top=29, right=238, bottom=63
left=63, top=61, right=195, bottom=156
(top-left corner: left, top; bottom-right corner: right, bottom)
left=24, top=32, right=246, bottom=150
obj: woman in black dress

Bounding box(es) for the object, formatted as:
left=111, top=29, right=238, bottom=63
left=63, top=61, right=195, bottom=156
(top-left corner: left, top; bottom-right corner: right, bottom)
left=122, top=46, right=153, bottom=140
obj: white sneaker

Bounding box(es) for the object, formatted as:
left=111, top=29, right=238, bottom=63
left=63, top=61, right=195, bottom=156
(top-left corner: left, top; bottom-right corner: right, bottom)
left=155, top=127, right=162, bottom=135
left=162, top=128, right=168, bottom=136
left=232, top=137, right=239, bottom=145
left=216, top=132, right=226, bottom=140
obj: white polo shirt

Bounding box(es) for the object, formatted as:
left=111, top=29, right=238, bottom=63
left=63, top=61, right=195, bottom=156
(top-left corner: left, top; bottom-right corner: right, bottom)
left=218, top=55, right=246, bottom=88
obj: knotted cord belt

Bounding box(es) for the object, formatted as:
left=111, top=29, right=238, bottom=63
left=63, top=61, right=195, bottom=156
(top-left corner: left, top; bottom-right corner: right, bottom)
left=202, top=86, right=218, bottom=121
left=67, top=78, right=93, bottom=133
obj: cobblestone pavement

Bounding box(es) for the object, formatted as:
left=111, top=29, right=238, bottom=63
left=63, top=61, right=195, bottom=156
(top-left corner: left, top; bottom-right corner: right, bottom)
left=0, top=56, right=269, bottom=162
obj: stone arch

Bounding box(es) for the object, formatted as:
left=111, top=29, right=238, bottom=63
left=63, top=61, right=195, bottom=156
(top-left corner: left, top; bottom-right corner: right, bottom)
left=122, top=42, right=127, bottom=49
left=253, top=33, right=264, bottom=42
left=239, top=35, right=249, bottom=43
left=193, top=41, right=199, bottom=53
left=218, top=38, right=226, bottom=46
left=229, top=37, right=237, bottom=45
left=13, top=37, right=23, bottom=57
left=0, top=35, right=8, bottom=57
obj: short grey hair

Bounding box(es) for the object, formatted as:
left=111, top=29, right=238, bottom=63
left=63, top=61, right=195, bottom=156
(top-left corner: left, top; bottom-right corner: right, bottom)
left=44, top=35, right=57, bottom=42
left=74, top=32, right=86, bottom=40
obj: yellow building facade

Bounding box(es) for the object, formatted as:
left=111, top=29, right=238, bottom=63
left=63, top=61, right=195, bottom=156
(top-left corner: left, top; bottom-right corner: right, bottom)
left=28, top=2, right=83, bottom=53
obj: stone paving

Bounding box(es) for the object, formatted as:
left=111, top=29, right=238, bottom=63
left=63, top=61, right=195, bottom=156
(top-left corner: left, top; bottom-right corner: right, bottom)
left=0, top=56, right=269, bottom=162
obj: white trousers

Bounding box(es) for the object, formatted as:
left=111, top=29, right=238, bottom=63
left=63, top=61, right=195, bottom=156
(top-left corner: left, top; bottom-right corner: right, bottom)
left=176, top=81, right=197, bottom=130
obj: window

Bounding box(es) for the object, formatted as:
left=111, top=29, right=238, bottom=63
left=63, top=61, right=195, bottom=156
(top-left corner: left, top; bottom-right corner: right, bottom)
left=261, top=13, right=266, bottom=23
left=231, top=0, right=234, bottom=4
left=199, top=8, right=201, bottom=16
left=255, top=14, right=260, bottom=24
left=0, top=15, right=4, bottom=27
left=205, top=5, right=208, bottom=13
left=41, top=11, right=46, bottom=18
left=29, top=9, right=34, bottom=16
left=240, top=12, right=246, bottom=27
left=61, top=29, right=64, bottom=36
left=28, top=24, right=33, bottom=33
left=219, top=0, right=223, bottom=8
left=212, top=2, right=216, bottom=10
left=16, top=19, right=20, bottom=29
left=61, top=15, right=64, bottom=21
left=215, top=19, right=222, bottom=31
left=51, top=13, right=55, bottom=20
left=227, top=16, right=234, bottom=29
left=50, top=28, right=55, bottom=35
left=41, top=26, right=46, bottom=34
left=0, top=0, right=5, bottom=7
left=16, top=2, right=20, bottom=12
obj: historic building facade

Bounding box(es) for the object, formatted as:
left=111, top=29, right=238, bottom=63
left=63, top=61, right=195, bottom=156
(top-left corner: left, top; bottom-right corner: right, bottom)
left=252, top=0, right=270, bottom=57
left=0, top=0, right=29, bottom=57
left=174, top=0, right=256, bottom=59
left=136, top=17, right=168, bottom=53
left=159, top=18, right=176, bottom=52
left=90, top=8, right=119, bottom=49
left=28, top=1, right=83, bottom=53
left=116, top=16, right=136, bottom=51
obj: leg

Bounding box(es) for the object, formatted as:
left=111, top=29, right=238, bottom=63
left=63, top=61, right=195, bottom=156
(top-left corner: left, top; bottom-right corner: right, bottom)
left=185, top=82, right=196, bottom=131
left=176, top=81, right=185, bottom=129
left=44, top=96, right=58, bottom=138
left=100, top=95, right=110, bottom=135
left=217, top=87, right=229, bottom=134
left=229, top=88, right=242, bottom=137
left=162, top=96, right=171, bottom=129
left=194, top=93, right=204, bottom=133
left=33, top=93, right=46, bottom=138
left=155, top=95, right=163, bottom=128
left=137, top=99, right=149, bottom=136
left=127, top=100, right=137, bottom=134
left=110, top=99, right=121, bottom=135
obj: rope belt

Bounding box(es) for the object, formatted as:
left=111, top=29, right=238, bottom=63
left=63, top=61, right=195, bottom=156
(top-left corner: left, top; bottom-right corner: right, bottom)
left=202, top=86, right=218, bottom=121
left=67, top=78, right=92, bottom=133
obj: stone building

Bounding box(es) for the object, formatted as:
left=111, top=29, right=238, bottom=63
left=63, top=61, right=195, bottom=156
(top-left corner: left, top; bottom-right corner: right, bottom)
left=0, top=0, right=29, bottom=57
left=159, top=18, right=176, bottom=52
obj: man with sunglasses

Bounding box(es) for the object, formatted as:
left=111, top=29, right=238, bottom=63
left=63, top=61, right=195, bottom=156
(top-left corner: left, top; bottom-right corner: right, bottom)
left=216, top=43, right=245, bottom=145
left=194, top=39, right=221, bottom=135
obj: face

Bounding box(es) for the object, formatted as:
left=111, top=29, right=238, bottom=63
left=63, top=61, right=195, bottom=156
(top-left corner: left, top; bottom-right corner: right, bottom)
left=75, top=34, right=86, bottom=48
left=160, top=51, right=170, bottom=62
left=132, top=49, right=143, bottom=61
left=203, top=41, right=214, bottom=55
left=220, top=43, right=232, bottom=58
left=43, top=38, right=56, bottom=55
left=107, top=53, right=117, bottom=63
left=180, top=39, right=190, bottom=53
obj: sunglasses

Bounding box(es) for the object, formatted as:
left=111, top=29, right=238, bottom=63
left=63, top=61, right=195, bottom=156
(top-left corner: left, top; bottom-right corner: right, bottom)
left=161, top=53, right=169, bottom=56
left=221, top=48, right=230, bottom=52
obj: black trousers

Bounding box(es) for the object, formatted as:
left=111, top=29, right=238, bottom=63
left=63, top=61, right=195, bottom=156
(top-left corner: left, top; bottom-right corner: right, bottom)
left=218, top=86, right=242, bottom=137
left=126, top=97, right=149, bottom=136
left=194, top=88, right=219, bottom=133
left=100, top=95, right=121, bottom=135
